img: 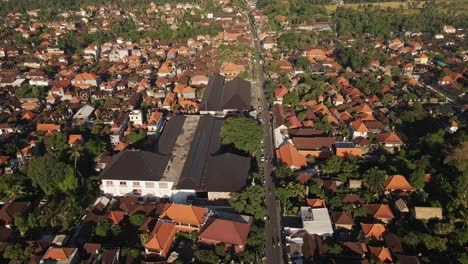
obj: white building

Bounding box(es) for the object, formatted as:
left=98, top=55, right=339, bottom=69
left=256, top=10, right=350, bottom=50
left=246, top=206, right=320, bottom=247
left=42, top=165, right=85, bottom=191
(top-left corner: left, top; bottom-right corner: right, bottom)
left=129, top=110, right=143, bottom=126
left=300, top=207, right=334, bottom=237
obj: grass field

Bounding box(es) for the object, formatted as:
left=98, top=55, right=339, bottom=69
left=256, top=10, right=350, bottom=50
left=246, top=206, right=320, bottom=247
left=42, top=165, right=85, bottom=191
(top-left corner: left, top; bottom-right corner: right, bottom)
left=322, top=0, right=468, bottom=13
left=322, top=1, right=421, bottom=12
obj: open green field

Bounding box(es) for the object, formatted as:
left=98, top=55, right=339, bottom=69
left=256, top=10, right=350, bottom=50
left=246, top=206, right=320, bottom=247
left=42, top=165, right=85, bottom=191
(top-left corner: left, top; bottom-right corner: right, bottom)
left=322, top=1, right=421, bottom=12
left=322, top=0, right=467, bottom=13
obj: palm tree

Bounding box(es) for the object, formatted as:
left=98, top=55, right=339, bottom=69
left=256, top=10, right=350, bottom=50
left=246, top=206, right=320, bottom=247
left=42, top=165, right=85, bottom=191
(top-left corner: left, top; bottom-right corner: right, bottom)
left=68, top=144, right=83, bottom=177
left=363, top=167, right=387, bottom=195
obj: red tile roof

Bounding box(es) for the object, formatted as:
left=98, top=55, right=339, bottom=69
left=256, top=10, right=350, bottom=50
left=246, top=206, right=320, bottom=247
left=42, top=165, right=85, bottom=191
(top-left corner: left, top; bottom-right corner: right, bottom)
left=275, top=143, right=307, bottom=168
left=198, top=217, right=252, bottom=246
left=361, top=223, right=386, bottom=238
left=145, top=220, right=177, bottom=257
left=364, top=204, right=395, bottom=220
left=383, top=175, right=414, bottom=191
left=160, top=204, right=207, bottom=226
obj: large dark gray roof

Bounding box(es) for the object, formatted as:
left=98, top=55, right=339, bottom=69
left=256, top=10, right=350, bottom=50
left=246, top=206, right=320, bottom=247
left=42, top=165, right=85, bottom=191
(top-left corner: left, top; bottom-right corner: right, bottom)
left=200, top=75, right=251, bottom=112
left=153, top=115, right=186, bottom=155
left=99, top=150, right=169, bottom=181
left=222, top=77, right=251, bottom=111
left=177, top=115, right=249, bottom=192
left=199, top=74, right=225, bottom=112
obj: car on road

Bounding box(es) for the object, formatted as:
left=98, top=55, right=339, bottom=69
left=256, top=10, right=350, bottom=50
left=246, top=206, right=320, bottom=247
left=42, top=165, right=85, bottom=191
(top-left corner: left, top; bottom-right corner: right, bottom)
left=261, top=155, right=265, bottom=162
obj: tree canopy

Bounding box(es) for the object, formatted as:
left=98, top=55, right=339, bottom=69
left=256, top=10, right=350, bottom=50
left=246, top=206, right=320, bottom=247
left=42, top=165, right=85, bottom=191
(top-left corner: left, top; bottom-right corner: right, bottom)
left=220, top=116, right=264, bottom=156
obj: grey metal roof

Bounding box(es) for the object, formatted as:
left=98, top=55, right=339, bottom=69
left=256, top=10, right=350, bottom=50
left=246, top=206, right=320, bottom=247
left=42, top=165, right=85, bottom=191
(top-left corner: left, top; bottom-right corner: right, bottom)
left=177, top=115, right=249, bottom=192
left=99, top=150, right=169, bottom=181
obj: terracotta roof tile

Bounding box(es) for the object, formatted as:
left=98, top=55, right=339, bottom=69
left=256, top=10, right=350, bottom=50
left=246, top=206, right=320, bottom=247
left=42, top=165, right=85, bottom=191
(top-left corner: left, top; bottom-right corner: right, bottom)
left=43, top=247, right=75, bottom=261
left=383, top=175, right=414, bottom=191
left=275, top=143, right=307, bottom=168
left=160, top=204, right=207, bottom=226
left=361, top=223, right=386, bottom=238
left=369, top=246, right=393, bottom=262
left=198, top=217, right=252, bottom=246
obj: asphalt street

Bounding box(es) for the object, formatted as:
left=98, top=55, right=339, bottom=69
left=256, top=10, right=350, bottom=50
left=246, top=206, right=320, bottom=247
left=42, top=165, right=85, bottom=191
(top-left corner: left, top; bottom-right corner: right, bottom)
left=247, top=11, right=285, bottom=264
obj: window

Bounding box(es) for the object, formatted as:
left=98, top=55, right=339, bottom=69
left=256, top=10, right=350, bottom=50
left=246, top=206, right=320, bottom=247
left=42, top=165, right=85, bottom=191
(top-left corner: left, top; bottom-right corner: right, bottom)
left=106, top=181, right=113, bottom=186
left=133, top=181, right=140, bottom=187
left=119, top=181, right=127, bottom=186
left=159, top=182, right=168, bottom=188
left=145, top=182, right=155, bottom=188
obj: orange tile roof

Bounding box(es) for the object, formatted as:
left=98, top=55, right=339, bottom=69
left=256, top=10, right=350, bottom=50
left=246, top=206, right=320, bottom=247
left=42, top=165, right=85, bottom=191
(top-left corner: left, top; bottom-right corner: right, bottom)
left=361, top=223, right=386, bottom=238
left=351, top=119, right=369, bottom=133
left=223, top=62, right=244, bottom=72
left=383, top=175, right=414, bottom=191
left=43, top=248, right=75, bottom=261
left=375, top=132, right=403, bottom=143
left=68, top=134, right=83, bottom=145
left=368, top=246, right=393, bottom=262
left=22, top=111, right=35, bottom=120
left=275, top=143, right=307, bottom=168
left=364, top=204, right=395, bottom=220
left=149, top=112, right=162, bottom=124
left=145, top=220, right=177, bottom=257
left=198, top=217, right=252, bottom=246
left=160, top=204, right=207, bottom=226
left=108, top=211, right=126, bottom=225
left=354, top=103, right=372, bottom=114
left=162, top=92, right=176, bottom=107
left=274, top=86, right=288, bottom=98
left=306, top=198, right=325, bottom=208
left=113, top=142, right=128, bottom=152
left=73, top=73, right=98, bottom=81
left=37, top=123, right=60, bottom=132
left=173, top=83, right=186, bottom=93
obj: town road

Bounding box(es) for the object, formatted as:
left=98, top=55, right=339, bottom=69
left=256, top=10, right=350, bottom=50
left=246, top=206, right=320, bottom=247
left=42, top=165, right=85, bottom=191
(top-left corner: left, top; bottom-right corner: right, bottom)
left=247, top=11, right=285, bottom=264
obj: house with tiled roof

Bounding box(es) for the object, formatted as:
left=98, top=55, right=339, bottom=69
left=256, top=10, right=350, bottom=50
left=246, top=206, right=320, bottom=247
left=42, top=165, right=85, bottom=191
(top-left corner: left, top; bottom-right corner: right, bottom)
left=383, top=175, right=414, bottom=192
left=446, top=120, right=458, bottom=134
left=68, top=134, right=83, bottom=146
left=198, top=214, right=253, bottom=253
left=306, top=199, right=325, bottom=208
left=291, top=137, right=335, bottom=159
left=37, top=123, right=61, bottom=132
left=71, top=73, right=100, bottom=88
left=276, top=143, right=307, bottom=169
left=221, top=63, right=245, bottom=79
left=360, top=223, right=386, bottom=238
left=159, top=203, right=208, bottom=231
left=108, top=211, right=126, bottom=225
left=41, top=247, right=79, bottom=264
left=350, top=119, right=369, bottom=139
left=369, top=246, right=393, bottom=262
left=0, top=201, right=30, bottom=228
left=331, top=211, right=354, bottom=230
left=363, top=204, right=395, bottom=223
left=145, top=220, right=177, bottom=258
left=375, top=132, right=403, bottom=150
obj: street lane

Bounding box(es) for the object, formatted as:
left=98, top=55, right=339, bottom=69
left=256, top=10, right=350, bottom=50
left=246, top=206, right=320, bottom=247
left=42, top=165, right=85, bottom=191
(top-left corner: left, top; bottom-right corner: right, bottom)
left=246, top=9, right=285, bottom=264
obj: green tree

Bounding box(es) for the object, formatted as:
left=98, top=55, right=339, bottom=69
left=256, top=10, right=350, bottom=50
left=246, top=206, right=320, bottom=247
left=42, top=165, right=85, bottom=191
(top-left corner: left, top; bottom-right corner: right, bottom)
left=283, top=91, right=299, bottom=108
left=44, top=132, right=68, bottom=152
left=68, top=144, right=83, bottom=177
left=3, top=243, right=33, bottom=261
left=194, top=249, right=219, bottom=264
left=27, top=155, right=77, bottom=195
left=95, top=222, right=110, bottom=237
left=409, top=169, right=425, bottom=189
left=220, top=117, right=263, bottom=156
left=295, top=57, right=311, bottom=70
left=129, top=214, right=146, bottom=227
left=363, top=167, right=387, bottom=195
left=229, top=185, right=266, bottom=220
left=0, top=173, right=33, bottom=202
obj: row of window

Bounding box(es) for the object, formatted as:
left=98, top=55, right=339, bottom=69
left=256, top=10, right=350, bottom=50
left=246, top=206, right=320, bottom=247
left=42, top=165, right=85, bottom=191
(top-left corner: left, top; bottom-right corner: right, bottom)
left=105, top=181, right=168, bottom=188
